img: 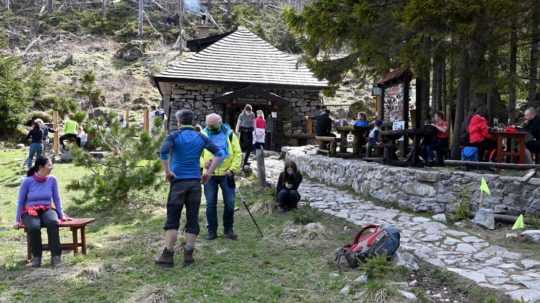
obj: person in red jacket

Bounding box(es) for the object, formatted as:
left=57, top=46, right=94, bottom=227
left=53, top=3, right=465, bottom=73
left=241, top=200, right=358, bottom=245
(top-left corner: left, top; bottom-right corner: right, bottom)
left=468, top=108, right=496, bottom=161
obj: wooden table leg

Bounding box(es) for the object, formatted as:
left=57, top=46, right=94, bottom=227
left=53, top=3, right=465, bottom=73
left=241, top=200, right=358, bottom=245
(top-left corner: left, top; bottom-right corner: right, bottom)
left=81, top=226, right=87, bottom=255
left=71, top=227, right=78, bottom=254
left=496, top=135, right=503, bottom=163
left=518, top=137, right=526, bottom=164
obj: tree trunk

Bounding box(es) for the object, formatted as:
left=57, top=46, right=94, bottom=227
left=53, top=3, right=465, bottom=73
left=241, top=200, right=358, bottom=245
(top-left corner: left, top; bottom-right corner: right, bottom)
left=508, top=23, right=518, bottom=122
left=47, top=0, right=53, bottom=13
left=102, top=0, right=107, bottom=18
left=138, top=0, right=144, bottom=37
left=528, top=7, right=540, bottom=108
left=451, top=48, right=470, bottom=159
left=173, top=0, right=184, bottom=51
left=432, top=56, right=440, bottom=113
left=5, top=0, right=10, bottom=11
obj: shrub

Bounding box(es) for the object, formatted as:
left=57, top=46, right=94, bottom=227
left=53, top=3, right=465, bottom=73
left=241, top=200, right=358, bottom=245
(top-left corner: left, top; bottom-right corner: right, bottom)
left=25, top=111, right=52, bottom=125
left=34, top=95, right=79, bottom=117
left=67, top=117, right=164, bottom=208
left=72, top=111, right=87, bottom=124
left=292, top=207, right=322, bottom=225
left=453, top=189, right=471, bottom=221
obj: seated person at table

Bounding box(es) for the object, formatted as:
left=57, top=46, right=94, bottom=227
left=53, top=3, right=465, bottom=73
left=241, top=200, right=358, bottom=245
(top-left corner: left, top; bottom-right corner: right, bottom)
left=315, top=108, right=334, bottom=137
left=523, top=107, right=540, bottom=163
left=366, top=120, right=383, bottom=156
left=14, top=156, right=71, bottom=268
left=430, top=111, right=449, bottom=165
left=276, top=160, right=303, bottom=212
left=468, top=107, right=496, bottom=161
left=354, top=112, right=369, bottom=128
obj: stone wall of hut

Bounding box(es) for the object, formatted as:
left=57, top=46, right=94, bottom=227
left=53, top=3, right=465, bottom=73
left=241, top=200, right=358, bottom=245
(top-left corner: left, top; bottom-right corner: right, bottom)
left=166, top=82, right=324, bottom=146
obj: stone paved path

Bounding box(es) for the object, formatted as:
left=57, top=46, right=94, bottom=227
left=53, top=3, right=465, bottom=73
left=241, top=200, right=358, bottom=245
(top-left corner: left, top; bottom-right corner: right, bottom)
left=264, top=156, right=540, bottom=302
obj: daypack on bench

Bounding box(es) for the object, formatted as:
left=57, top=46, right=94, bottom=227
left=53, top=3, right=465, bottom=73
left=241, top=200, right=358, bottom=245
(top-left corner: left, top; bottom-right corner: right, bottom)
left=335, top=224, right=400, bottom=268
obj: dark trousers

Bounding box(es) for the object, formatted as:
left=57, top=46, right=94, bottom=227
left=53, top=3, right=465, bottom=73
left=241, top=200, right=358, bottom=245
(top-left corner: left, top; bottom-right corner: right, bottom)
left=277, top=189, right=300, bottom=210
left=60, top=134, right=80, bottom=149
left=22, top=209, right=61, bottom=258
left=164, top=179, right=202, bottom=235
left=204, top=176, right=236, bottom=233
left=472, top=139, right=497, bottom=161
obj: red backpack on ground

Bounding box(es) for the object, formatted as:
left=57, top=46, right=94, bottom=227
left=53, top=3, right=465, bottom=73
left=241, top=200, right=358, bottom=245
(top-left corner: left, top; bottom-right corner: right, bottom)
left=335, top=224, right=400, bottom=268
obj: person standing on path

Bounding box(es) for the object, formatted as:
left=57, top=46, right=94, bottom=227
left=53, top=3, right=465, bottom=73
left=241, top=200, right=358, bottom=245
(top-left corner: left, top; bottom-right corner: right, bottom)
left=14, top=156, right=71, bottom=267
left=235, top=104, right=256, bottom=167
left=201, top=113, right=242, bottom=241
left=156, top=110, right=225, bottom=267
left=253, top=110, right=266, bottom=151
left=26, top=121, right=44, bottom=169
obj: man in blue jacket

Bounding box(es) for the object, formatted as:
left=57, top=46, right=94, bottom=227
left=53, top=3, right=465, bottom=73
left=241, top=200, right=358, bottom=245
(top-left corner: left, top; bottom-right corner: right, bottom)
left=156, top=109, right=225, bottom=267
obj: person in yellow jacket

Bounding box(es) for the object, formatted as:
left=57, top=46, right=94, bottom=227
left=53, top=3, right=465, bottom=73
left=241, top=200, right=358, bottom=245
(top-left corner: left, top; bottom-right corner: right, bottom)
left=201, top=113, right=242, bottom=240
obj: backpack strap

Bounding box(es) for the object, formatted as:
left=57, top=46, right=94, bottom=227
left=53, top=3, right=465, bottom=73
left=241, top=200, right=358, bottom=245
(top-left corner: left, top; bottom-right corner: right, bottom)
left=353, top=224, right=380, bottom=243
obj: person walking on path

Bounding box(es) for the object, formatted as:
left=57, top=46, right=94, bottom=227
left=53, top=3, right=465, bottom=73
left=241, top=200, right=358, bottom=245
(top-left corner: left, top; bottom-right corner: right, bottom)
left=201, top=113, right=242, bottom=241
left=60, top=115, right=80, bottom=149
left=235, top=104, right=256, bottom=167
left=276, top=160, right=303, bottom=212
left=155, top=109, right=225, bottom=268
left=14, top=156, right=71, bottom=267
left=26, top=121, right=44, bottom=169
left=253, top=110, right=266, bottom=151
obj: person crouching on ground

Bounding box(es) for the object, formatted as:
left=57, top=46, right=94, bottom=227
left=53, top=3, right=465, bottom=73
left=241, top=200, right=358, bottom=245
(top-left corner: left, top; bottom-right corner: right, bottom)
left=156, top=110, right=225, bottom=267
left=201, top=113, right=242, bottom=241
left=14, top=156, right=71, bottom=267
left=276, top=160, right=303, bottom=212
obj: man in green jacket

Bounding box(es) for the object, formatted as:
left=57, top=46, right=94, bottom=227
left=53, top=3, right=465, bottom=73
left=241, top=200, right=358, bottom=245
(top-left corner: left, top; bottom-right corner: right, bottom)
left=201, top=113, right=242, bottom=240
left=60, top=115, right=79, bottom=149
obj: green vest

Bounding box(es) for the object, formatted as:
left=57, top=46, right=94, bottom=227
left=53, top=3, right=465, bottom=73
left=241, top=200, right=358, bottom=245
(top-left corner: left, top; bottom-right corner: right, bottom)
left=64, top=120, right=78, bottom=135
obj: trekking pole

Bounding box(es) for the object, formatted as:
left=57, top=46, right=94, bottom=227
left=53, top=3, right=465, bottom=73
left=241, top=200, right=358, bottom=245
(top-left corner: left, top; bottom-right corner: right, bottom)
left=236, top=186, right=264, bottom=238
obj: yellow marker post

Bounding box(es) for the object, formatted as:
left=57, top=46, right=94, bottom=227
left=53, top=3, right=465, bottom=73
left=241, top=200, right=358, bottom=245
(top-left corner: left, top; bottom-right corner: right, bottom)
left=480, top=177, right=491, bottom=195
left=512, top=214, right=525, bottom=230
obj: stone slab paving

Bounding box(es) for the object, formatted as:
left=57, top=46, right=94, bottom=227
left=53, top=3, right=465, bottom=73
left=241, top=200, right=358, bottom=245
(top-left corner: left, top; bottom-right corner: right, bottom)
left=264, top=156, right=540, bottom=302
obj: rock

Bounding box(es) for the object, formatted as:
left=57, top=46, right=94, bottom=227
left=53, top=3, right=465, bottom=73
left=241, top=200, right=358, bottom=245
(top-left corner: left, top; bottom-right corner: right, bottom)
left=115, top=43, right=144, bottom=62
left=329, top=272, right=340, bottom=278
left=409, top=280, right=418, bottom=287
left=478, top=267, right=506, bottom=278
left=16, top=143, right=25, bottom=149
left=455, top=243, right=477, bottom=254
left=432, top=213, right=447, bottom=223
left=354, top=274, right=368, bottom=284
left=448, top=268, right=487, bottom=283
left=403, top=182, right=436, bottom=197
left=54, top=54, right=73, bottom=70
left=521, top=259, right=540, bottom=270
left=520, top=230, right=540, bottom=244
left=398, top=290, right=417, bottom=301
left=508, top=289, right=540, bottom=302
left=412, top=216, right=431, bottom=223
left=462, top=236, right=484, bottom=243
left=339, top=284, right=351, bottom=295
left=444, top=237, right=460, bottom=246
left=394, top=251, right=419, bottom=271
left=445, top=229, right=468, bottom=237
left=472, top=208, right=495, bottom=230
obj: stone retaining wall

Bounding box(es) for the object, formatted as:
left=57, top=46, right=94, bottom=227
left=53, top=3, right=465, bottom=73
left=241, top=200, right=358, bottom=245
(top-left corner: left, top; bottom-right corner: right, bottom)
left=283, top=146, right=540, bottom=215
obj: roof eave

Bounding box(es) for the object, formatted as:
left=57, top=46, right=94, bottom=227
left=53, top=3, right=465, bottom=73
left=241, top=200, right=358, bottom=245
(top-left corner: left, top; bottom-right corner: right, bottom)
left=153, top=75, right=329, bottom=90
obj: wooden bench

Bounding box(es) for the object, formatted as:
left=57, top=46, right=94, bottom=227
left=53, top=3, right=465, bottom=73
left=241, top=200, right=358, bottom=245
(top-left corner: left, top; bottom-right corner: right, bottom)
left=315, top=136, right=337, bottom=156
left=18, top=218, right=95, bottom=262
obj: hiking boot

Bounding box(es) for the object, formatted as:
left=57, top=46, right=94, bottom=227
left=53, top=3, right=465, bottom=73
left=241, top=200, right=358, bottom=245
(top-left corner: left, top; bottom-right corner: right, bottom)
left=51, top=255, right=62, bottom=267
left=183, top=247, right=194, bottom=266
left=224, top=231, right=238, bottom=240
left=31, top=257, right=41, bottom=268
left=155, top=248, right=174, bottom=268
left=206, top=232, right=217, bottom=241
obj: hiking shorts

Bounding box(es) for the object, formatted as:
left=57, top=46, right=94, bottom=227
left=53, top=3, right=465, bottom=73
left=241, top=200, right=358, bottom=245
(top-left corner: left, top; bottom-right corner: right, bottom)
left=163, top=179, right=202, bottom=235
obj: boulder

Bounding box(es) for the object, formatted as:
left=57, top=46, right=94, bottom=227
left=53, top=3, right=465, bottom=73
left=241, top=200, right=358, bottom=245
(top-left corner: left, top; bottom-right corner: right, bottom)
left=394, top=251, right=419, bottom=271
left=520, top=230, right=540, bottom=244
left=432, top=213, right=447, bottom=223
left=115, top=42, right=145, bottom=62
left=472, top=208, right=495, bottom=230
left=16, top=143, right=25, bottom=149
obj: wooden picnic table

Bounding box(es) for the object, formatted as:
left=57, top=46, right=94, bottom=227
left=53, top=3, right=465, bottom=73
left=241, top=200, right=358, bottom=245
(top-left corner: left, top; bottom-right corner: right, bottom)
left=336, top=126, right=371, bottom=157
left=490, top=129, right=529, bottom=164
left=381, top=127, right=434, bottom=167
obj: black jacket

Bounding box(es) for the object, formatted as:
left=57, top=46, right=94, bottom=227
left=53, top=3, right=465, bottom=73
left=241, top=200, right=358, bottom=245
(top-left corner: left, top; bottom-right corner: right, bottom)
left=315, top=112, right=332, bottom=136
left=525, top=115, right=540, bottom=141
left=276, top=172, right=303, bottom=194
left=26, top=127, right=44, bottom=144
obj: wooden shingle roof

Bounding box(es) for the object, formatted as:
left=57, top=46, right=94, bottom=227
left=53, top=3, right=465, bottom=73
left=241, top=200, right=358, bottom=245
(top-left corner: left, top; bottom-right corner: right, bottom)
left=154, top=27, right=328, bottom=88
